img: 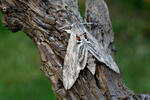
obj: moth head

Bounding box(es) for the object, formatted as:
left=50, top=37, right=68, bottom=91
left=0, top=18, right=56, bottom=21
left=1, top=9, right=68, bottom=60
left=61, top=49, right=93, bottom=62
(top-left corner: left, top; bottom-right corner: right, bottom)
left=84, top=32, right=88, bottom=39
left=76, top=35, right=81, bottom=44
left=76, top=35, right=81, bottom=41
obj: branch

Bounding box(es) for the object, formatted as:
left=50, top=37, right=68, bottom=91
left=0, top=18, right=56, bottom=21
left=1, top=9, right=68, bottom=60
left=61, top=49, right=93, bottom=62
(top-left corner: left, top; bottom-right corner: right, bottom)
left=85, top=0, right=115, bottom=55
left=0, top=0, right=150, bottom=100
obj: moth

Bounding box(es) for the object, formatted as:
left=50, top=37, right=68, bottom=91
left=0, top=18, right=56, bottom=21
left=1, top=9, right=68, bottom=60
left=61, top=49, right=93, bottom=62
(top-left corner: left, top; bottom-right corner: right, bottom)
left=61, top=23, right=120, bottom=90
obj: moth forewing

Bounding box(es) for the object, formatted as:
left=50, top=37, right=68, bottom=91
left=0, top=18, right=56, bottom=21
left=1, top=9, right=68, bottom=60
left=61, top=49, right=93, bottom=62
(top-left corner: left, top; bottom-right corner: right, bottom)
left=86, top=32, right=120, bottom=73
left=63, top=34, right=88, bottom=89
left=63, top=34, right=80, bottom=89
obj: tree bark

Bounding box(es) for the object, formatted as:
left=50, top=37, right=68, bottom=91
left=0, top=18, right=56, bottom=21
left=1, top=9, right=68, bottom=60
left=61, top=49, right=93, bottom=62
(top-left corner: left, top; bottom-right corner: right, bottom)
left=0, top=0, right=150, bottom=99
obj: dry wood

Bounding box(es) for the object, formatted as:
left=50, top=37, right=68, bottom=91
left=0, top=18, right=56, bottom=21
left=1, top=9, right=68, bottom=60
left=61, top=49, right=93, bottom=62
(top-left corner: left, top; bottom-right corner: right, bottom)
left=0, top=0, right=150, bottom=99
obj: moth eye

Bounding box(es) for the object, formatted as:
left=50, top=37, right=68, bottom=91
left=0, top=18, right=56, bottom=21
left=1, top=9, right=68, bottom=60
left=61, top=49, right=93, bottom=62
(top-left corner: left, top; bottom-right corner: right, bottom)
left=76, top=36, right=81, bottom=41
left=84, top=34, right=87, bottom=39
left=84, top=33, right=88, bottom=41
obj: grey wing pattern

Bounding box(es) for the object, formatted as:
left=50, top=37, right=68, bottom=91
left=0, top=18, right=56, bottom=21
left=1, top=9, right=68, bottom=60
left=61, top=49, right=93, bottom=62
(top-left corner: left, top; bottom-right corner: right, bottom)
left=86, top=33, right=120, bottom=73
left=78, top=45, right=88, bottom=69
left=87, top=53, right=96, bottom=75
left=63, top=34, right=88, bottom=90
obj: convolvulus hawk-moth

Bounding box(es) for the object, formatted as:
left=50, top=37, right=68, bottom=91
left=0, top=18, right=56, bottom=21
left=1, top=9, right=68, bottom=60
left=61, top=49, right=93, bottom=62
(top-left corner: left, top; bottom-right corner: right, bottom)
left=61, top=23, right=120, bottom=89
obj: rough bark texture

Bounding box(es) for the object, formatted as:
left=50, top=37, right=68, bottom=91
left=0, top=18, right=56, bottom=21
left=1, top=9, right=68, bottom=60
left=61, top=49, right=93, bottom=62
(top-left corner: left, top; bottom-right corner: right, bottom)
left=0, top=0, right=150, bottom=100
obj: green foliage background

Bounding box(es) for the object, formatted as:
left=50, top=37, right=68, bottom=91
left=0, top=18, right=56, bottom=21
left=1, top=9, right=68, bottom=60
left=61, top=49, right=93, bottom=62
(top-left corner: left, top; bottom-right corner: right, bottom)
left=0, top=0, right=150, bottom=99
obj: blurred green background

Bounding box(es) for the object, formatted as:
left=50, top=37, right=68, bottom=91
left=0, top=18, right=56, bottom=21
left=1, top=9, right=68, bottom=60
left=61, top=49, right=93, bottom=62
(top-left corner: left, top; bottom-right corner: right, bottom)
left=0, top=0, right=150, bottom=99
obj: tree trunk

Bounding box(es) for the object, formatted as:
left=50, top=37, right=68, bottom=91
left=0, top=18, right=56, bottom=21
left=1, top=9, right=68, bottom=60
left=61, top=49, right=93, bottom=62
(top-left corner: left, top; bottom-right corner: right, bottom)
left=0, top=0, right=150, bottom=99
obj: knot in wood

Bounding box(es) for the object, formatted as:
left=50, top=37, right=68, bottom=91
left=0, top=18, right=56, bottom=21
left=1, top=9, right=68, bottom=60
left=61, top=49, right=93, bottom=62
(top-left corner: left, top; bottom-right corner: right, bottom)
left=2, top=6, right=7, bottom=12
